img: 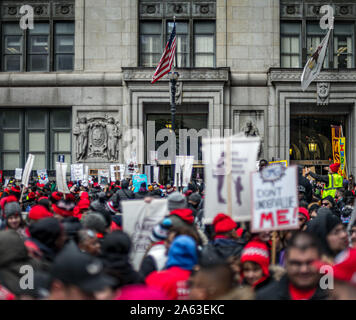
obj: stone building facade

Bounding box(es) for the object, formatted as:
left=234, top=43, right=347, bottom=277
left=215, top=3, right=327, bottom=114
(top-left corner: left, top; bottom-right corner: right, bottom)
left=0, top=0, right=355, bottom=181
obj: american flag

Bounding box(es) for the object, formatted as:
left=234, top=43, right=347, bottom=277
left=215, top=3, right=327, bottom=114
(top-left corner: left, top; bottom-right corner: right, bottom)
left=151, top=23, right=176, bottom=84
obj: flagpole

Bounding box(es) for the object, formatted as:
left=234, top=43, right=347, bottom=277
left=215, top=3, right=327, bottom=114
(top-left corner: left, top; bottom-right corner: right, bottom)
left=169, top=16, right=179, bottom=185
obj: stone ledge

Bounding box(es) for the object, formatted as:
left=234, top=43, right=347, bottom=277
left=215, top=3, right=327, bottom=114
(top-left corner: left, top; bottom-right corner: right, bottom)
left=122, top=67, right=230, bottom=82
left=0, top=72, right=123, bottom=87
left=269, top=68, right=356, bottom=83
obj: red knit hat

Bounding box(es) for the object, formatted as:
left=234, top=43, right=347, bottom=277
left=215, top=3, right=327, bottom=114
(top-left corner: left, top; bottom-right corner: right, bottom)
left=52, top=202, right=74, bottom=217
left=240, top=240, right=270, bottom=278
left=332, top=248, right=356, bottom=286
left=0, top=195, right=18, bottom=212
left=51, top=192, right=63, bottom=201
left=330, top=163, right=340, bottom=173
left=80, top=191, right=89, bottom=200
left=36, top=183, right=45, bottom=188
left=29, top=205, right=53, bottom=221
left=213, top=213, right=237, bottom=234
left=298, top=207, right=310, bottom=221
left=38, top=196, right=48, bottom=202
left=169, top=208, right=194, bottom=225
left=28, top=192, right=36, bottom=200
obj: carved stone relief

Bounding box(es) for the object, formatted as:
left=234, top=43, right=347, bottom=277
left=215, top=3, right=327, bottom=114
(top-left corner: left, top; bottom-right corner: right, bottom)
left=317, top=82, right=330, bottom=106
left=74, top=113, right=122, bottom=162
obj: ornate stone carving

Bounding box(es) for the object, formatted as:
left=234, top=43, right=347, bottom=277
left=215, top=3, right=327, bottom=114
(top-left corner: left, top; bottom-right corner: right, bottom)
left=169, top=81, right=183, bottom=105
left=280, top=3, right=302, bottom=18
left=192, top=2, right=215, bottom=17
left=7, top=6, right=17, bottom=15
left=123, top=68, right=229, bottom=82
left=270, top=70, right=356, bottom=83
left=54, top=3, right=75, bottom=18
left=317, top=82, right=330, bottom=106
left=74, top=115, right=121, bottom=162
left=140, top=3, right=162, bottom=17
left=166, top=2, right=189, bottom=16
left=240, top=120, right=263, bottom=157
left=286, top=5, right=296, bottom=15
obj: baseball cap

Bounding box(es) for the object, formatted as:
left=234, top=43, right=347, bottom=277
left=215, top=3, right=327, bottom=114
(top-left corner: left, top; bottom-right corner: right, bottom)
left=50, top=242, right=117, bottom=293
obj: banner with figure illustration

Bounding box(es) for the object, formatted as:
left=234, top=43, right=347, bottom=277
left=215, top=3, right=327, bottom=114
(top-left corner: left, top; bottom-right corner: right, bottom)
left=122, top=198, right=168, bottom=270
left=203, top=136, right=260, bottom=223
left=37, top=169, right=49, bottom=185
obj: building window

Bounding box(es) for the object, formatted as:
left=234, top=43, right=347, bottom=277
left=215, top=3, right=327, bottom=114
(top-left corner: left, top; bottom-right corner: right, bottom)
left=280, top=22, right=301, bottom=68
left=167, top=21, right=189, bottom=68
left=0, top=109, right=71, bottom=170
left=140, top=21, right=162, bottom=67
left=334, top=23, right=354, bottom=69
left=194, top=21, right=215, bottom=67
left=1, top=21, right=74, bottom=72
left=139, top=20, right=216, bottom=68
left=307, top=22, right=329, bottom=68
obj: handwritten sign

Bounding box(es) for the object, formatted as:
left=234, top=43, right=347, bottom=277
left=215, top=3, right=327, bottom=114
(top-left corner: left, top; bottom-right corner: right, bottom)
left=251, top=165, right=299, bottom=232
left=15, top=168, right=23, bottom=180
left=37, top=169, right=49, bottom=184
left=71, top=164, right=84, bottom=182
left=132, top=174, right=148, bottom=192
left=122, top=198, right=168, bottom=270
left=98, top=169, right=110, bottom=186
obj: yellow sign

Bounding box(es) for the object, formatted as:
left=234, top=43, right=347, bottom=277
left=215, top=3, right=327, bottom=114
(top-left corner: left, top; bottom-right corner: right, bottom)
left=269, top=160, right=288, bottom=167
left=338, top=137, right=347, bottom=178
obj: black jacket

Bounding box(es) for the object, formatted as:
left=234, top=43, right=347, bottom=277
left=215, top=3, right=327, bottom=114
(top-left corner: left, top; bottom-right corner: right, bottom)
left=116, top=188, right=135, bottom=201
left=199, top=238, right=246, bottom=265
left=256, top=275, right=328, bottom=300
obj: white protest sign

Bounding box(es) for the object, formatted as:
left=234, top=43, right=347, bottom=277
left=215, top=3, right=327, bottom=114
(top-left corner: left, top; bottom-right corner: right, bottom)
left=183, top=156, right=194, bottom=187
left=37, top=169, right=49, bottom=184
left=174, top=156, right=185, bottom=187
left=82, top=165, right=89, bottom=187
left=251, top=165, right=299, bottom=233
left=15, top=168, right=23, bottom=180
left=4, top=179, right=9, bottom=187
left=110, top=164, right=125, bottom=182
left=203, top=136, right=260, bottom=222
left=153, top=166, right=159, bottom=183
left=56, top=162, right=70, bottom=193
left=21, top=154, right=35, bottom=188
left=98, top=169, right=110, bottom=186
left=122, top=198, right=168, bottom=270
left=71, top=164, right=84, bottom=182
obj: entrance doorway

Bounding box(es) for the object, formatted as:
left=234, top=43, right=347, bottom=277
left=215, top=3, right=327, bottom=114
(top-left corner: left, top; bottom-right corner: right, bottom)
left=290, top=112, right=348, bottom=174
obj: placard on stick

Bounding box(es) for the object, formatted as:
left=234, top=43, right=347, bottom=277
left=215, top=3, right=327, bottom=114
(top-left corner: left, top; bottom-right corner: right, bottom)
left=251, top=165, right=299, bottom=233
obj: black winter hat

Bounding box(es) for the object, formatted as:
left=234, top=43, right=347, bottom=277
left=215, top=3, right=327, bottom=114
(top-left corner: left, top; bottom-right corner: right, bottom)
left=4, top=202, right=21, bottom=219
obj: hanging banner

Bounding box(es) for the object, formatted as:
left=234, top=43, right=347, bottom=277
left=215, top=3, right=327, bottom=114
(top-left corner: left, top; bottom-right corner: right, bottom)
left=153, top=166, right=159, bottom=183
left=122, top=198, right=168, bottom=270
left=331, top=125, right=341, bottom=166
left=338, top=137, right=347, bottom=178
left=110, top=164, right=125, bottom=182
left=132, top=174, right=148, bottom=192
left=56, top=162, right=69, bottom=193
left=98, top=169, right=110, bottom=186
left=251, top=165, right=299, bottom=233
left=71, top=164, right=84, bottom=182
left=37, top=169, right=49, bottom=185
left=21, top=154, right=35, bottom=188
left=203, top=136, right=260, bottom=222
left=15, top=168, right=23, bottom=180
left=174, top=156, right=194, bottom=187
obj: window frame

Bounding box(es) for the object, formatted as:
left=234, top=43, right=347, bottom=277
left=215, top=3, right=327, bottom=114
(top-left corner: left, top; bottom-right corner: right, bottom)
left=281, top=18, right=356, bottom=69
left=0, top=20, right=74, bottom=72
left=139, top=18, right=216, bottom=68
left=0, top=108, right=71, bottom=171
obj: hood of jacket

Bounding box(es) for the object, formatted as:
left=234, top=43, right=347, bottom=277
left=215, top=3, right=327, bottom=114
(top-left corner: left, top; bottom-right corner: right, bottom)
left=166, top=235, right=197, bottom=270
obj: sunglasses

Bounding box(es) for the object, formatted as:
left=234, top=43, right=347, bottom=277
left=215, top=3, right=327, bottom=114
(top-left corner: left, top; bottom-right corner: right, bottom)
left=321, top=202, right=330, bottom=206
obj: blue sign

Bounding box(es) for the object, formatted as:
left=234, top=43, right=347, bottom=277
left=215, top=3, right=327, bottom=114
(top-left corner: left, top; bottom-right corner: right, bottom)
left=132, top=174, right=148, bottom=193
left=58, top=155, right=65, bottom=163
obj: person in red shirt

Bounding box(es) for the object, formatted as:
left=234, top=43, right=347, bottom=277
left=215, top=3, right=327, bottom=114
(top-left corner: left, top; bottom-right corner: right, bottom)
left=145, top=235, right=198, bottom=300
left=256, top=231, right=328, bottom=300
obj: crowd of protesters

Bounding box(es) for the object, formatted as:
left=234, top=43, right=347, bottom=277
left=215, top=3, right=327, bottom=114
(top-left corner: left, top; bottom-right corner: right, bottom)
left=0, top=160, right=356, bottom=300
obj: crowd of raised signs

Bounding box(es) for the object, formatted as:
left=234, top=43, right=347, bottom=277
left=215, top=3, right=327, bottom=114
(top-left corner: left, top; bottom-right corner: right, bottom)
left=0, top=160, right=356, bottom=300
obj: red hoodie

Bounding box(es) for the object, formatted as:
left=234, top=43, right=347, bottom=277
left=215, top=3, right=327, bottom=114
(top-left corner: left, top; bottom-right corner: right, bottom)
left=145, top=266, right=191, bottom=300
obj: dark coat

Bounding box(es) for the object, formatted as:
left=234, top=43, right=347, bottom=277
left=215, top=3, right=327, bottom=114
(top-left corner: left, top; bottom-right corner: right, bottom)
left=116, top=188, right=135, bottom=201
left=0, top=230, right=40, bottom=296
left=256, top=274, right=328, bottom=300
left=199, top=238, right=246, bottom=265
